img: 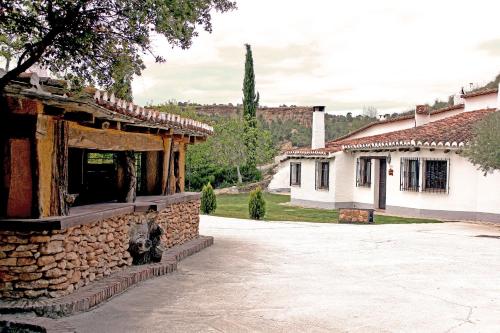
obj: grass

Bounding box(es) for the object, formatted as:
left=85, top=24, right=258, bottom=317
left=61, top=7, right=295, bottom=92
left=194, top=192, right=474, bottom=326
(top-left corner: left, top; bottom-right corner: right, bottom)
left=212, top=193, right=441, bottom=224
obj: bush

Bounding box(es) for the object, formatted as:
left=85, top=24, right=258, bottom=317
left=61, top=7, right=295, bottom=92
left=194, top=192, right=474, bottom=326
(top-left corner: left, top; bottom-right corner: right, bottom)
left=248, top=187, right=266, bottom=220
left=240, top=164, right=262, bottom=183
left=200, top=183, right=217, bottom=215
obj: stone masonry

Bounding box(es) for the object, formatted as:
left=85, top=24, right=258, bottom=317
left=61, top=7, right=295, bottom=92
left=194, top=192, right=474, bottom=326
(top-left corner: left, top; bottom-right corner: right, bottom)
left=338, top=208, right=374, bottom=224
left=0, top=197, right=200, bottom=300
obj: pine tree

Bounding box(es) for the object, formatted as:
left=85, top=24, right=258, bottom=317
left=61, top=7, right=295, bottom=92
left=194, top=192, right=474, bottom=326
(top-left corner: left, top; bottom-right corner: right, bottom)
left=242, top=44, right=259, bottom=168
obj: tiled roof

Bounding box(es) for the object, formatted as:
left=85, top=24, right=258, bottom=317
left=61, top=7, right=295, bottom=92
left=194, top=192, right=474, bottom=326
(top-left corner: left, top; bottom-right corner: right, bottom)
left=92, top=90, right=213, bottom=135
left=8, top=73, right=213, bottom=136
left=461, top=88, right=498, bottom=99
left=286, top=109, right=496, bottom=156
left=331, top=104, right=465, bottom=142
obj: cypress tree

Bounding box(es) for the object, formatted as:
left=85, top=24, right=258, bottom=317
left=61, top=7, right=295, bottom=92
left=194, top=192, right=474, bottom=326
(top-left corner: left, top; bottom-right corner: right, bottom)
left=242, top=44, right=259, bottom=168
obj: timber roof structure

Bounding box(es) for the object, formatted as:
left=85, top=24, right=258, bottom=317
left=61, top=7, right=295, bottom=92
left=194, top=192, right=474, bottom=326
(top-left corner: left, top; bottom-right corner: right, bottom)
left=3, top=73, right=213, bottom=137
left=287, top=108, right=496, bottom=157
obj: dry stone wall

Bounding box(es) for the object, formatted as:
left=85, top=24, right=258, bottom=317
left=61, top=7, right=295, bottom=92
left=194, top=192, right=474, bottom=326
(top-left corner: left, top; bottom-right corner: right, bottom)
left=0, top=197, right=200, bottom=299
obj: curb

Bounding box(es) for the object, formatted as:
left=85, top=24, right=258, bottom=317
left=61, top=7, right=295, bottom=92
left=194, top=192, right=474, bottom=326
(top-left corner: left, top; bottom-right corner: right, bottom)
left=0, top=235, right=213, bottom=318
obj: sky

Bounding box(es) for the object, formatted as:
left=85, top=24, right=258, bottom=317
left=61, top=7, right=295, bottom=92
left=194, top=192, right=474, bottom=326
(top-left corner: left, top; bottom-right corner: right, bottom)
left=132, top=0, right=500, bottom=115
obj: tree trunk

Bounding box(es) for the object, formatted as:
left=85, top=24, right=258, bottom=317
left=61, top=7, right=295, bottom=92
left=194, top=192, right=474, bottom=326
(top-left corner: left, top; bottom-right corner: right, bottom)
left=117, top=151, right=136, bottom=202
left=236, top=165, right=243, bottom=184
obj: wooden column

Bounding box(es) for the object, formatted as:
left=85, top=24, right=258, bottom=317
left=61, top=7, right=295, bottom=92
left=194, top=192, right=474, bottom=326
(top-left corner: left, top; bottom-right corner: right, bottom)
left=117, top=151, right=136, bottom=202
left=145, top=151, right=160, bottom=194
left=161, top=135, right=173, bottom=195
left=178, top=142, right=186, bottom=193
left=168, top=144, right=177, bottom=195
left=49, top=119, right=70, bottom=216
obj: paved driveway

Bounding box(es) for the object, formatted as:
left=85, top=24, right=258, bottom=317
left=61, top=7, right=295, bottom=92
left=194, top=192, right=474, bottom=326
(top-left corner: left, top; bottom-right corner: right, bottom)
left=61, top=216, right=500, bottom=332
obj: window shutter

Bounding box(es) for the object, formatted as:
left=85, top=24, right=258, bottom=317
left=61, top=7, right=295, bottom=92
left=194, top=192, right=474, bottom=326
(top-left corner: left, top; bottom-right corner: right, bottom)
left=298, top=163, right=301, bottom=186
left=446, top=159, right=450, bottom=193
left=289, top=163, right=293, bottom=186
left=325, top=162, right=329, bottom=190
left=416, top=159, right=420, bottom=191
left=367, top=159, right=371, bottom=185
left=356, top=158, right=360, bottom=187
left=315, top=162, right=319, bottom=190
left=400, top=159, right=403, bottom=191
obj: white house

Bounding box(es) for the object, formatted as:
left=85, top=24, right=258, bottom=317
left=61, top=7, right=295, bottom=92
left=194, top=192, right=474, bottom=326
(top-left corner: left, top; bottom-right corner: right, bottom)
left=275, top=85, right=500, bottom=222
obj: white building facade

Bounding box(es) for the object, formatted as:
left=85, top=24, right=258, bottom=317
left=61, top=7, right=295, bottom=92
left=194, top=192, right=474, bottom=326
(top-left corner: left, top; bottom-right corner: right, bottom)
left=280, top=86, right=500, bottom=222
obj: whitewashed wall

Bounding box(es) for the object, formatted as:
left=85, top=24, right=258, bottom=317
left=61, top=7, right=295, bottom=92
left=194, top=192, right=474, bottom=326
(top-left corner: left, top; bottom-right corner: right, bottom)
left=268, top=160, right=291, bottom=191
left=464, top=93, right=497, bottom=112
left=348, top=150, right=500, bottom=219
left=289, top=159, right=335, bottom=206
left=347, top=118, right=415, bottom=139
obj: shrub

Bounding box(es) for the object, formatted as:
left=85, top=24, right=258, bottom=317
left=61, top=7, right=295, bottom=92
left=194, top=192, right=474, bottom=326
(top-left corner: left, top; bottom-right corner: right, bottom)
left=248, top=187, right=266, bottom=220
left=200, top=183, right=217, bottom=215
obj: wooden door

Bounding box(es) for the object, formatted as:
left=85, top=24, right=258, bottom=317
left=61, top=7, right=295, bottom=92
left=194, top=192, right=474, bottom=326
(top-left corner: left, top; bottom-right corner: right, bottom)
left=378, top=159, right=387, bottom=209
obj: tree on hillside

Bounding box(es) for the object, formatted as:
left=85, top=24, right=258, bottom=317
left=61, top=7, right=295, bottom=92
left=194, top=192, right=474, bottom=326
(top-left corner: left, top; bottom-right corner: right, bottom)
left=362, top=106, right=378, bottom=118
left=464, top=112, right=500, bottom=174
left=0, top=0, right=236, bottom=90
left=211, top=118, right=247, bottom=183
left=242, top=44, right=259, bottom=167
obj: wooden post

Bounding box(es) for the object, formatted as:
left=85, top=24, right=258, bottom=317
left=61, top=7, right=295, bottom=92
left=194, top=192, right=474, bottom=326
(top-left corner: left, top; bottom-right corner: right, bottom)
left=178, top=142, right=186, bottom=193
left=145, top=151, right=160, bottom=194
left=161, top=135, right=173, bottom=195
left=50, top=120, right=70, bottom=216
left=117, top=151, right=136, bottom=202
left=168, top=145, right=177, bottom=195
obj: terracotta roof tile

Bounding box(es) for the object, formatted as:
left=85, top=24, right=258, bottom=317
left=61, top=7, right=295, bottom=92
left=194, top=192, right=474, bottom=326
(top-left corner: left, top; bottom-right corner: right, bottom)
left=461, top=88, right=498, bottom=99
left=287, top=109, right=496, bottom=155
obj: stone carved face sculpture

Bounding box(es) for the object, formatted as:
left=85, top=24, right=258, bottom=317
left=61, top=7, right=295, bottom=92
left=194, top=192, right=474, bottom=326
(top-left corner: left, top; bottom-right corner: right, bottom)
left=128, top=220, right=164, bottom=265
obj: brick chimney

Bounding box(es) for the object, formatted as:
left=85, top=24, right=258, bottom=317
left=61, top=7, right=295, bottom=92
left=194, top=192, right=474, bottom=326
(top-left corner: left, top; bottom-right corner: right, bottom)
left=311, top=106, right=325, bottom=149
left=415, top=105, right=430, bottom=127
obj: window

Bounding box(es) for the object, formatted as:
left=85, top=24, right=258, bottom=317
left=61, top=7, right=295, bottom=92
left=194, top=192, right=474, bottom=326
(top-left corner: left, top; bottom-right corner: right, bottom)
left=356, top=158, right=371, bottom=187
left=290, top=162, right=301, bottom=186
left=315, top=161, right=329, bottom=190
left=400, top=158, right=420, bottom=191
left=423, top=159, right=449, bottom=193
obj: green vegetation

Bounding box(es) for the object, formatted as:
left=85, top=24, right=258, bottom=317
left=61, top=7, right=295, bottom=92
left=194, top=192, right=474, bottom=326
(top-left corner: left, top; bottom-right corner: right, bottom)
left=248, top=187, right=266, bottom=220
left=242, top=44, right=260, bottom=168
left=464, top=111, right=500, bottom=174
left=213, top=193, right=441, bottom=224
left=200, top=183, right=217, bottom=215
left=0, top=0, right=236, bottom=90
left=184, top=117, right=275, bottom=191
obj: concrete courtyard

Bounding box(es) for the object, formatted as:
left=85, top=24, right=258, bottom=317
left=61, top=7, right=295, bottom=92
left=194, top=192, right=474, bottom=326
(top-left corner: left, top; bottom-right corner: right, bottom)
left=60, top=216, right=500, bottom=332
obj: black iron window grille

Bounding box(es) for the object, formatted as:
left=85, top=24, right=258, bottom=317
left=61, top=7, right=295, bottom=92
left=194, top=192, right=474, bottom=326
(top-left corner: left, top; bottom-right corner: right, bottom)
left=290, top=162, right=301, bottom=186
left=423, top=159, right=449, bottom=193
left=315, top=161, right=329, bottom=190
left=400, top=158, right=420, bottom=192
left=356, top=158, right=371, bottom=187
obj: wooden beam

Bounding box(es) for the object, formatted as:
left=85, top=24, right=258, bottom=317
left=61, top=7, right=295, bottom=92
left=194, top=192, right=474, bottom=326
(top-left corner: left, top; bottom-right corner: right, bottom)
left=68, top=122, right=163, bottom=151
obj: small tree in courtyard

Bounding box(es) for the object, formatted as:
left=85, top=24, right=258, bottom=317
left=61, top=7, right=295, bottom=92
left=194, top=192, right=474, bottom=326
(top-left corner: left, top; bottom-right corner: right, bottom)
left=201, top=183, right=217, bottom=215
left=464, top=112, right=500, bottom=174
left=248, top=187, right=266, bottom=220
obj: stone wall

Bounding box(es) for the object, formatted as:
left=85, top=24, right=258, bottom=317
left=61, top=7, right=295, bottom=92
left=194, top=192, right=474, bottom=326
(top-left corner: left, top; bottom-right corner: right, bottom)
left=0, top=196, right=200, bottom=300
left=338, top=208, right=374, bottom=224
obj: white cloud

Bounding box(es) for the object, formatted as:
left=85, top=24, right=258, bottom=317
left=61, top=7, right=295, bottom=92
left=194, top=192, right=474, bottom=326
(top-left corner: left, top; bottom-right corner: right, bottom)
left=132, top=0, right=500, bottom=114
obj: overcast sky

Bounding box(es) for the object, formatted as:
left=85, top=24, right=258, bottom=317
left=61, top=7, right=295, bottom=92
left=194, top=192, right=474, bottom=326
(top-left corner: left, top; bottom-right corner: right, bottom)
left=132, top=0, right=500, bottom=115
